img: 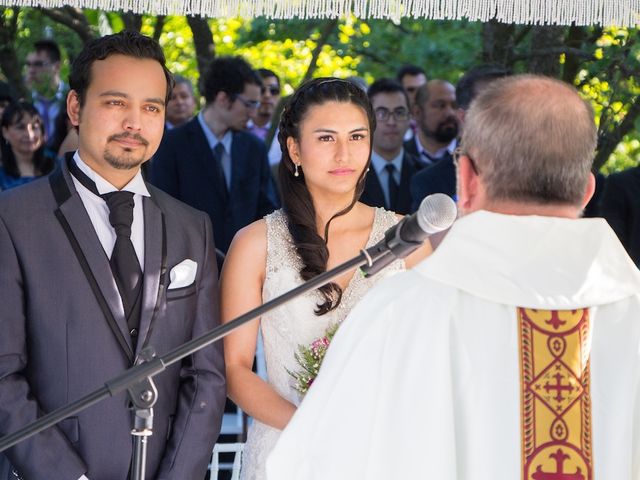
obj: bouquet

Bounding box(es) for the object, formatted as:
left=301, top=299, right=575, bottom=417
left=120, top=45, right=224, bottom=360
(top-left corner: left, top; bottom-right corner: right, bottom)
left=287, top=322, right=341, bottom=396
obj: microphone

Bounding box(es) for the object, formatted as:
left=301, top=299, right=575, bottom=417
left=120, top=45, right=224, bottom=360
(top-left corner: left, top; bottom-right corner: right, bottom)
left=361, top=193, right=457, bottom=277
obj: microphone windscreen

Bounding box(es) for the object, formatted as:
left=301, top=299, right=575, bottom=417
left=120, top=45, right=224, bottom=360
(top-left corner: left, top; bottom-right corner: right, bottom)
left=416, top=193, right=458, bottom=234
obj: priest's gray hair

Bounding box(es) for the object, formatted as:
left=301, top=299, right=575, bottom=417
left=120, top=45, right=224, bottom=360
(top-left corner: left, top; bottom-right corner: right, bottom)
left=461, top=74, right=596, bottom=206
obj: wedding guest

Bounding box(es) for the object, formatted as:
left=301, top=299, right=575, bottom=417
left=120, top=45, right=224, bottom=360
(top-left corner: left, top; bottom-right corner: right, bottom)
left=360, top=78, right=422, bottom=214
left=220, top=78, right=432, bottom=480
left=396, top=64, right=427, bottom=142
left=404, top=80, right=459, bottom=167
left=396, top=64, right=427, bottom=110
left=165, top=75, right=197, bottom=129
left=25, top=39, right=67, bottom=148
left=0, top=101, right=55, bottom=190
left=409, top=64, right=510, bottom=209
left=150, top=56, right=279, bottom=257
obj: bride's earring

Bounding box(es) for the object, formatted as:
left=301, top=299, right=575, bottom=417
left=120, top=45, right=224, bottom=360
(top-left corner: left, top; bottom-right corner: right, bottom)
left=294, top=163, right=300, bottom=177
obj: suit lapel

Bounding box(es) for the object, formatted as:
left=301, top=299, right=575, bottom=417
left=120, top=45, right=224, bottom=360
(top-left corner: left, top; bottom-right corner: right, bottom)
left=50, top=161, right=134, bottom=362
left=190, top=120, right=228, bottom=204
left=229, top=132, right=248, bottom=197
left=365, top=168, right=387, bottom=209
left=398, top=153, right=418, bottom=214
left=137, top=194, right=166, bottom=354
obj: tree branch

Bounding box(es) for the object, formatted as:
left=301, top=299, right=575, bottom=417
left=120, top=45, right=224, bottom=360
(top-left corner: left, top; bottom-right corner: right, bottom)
left=39, top=7, right=94, bottom=43
left=153, top=15, right=165, bottom=43
left=186, top=15, right=215, bottom=79
left=300, top=19, right=338, bottom=84
left=512, top=46, right=594, bottom=62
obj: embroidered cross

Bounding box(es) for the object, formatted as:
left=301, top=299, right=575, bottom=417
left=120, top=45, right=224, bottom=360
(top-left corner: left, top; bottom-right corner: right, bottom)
left=544, top=372, right=574, bottom=403
left=531, top=449, right=584, bottom=480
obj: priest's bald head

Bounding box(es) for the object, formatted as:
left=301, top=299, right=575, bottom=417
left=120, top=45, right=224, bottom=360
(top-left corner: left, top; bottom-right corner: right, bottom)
left=456, top=74, right=596, bottom=218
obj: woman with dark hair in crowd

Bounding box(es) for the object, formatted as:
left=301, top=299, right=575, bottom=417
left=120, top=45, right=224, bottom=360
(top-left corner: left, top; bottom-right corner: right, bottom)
left=220, top=78, right=432, bottom=479
left=0, top=101, right=55, bottom=190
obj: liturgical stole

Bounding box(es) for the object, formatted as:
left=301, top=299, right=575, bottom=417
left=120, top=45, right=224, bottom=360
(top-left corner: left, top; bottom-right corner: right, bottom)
left=518, top=308, right=593, bottom=480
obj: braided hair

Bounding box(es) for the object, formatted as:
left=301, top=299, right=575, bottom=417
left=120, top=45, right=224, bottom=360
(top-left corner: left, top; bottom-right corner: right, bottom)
left=277, top=78, right=376, bottom=315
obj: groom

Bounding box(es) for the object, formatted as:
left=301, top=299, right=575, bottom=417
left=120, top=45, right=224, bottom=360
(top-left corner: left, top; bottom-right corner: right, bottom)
left=0, top=31, right=225, bottom=479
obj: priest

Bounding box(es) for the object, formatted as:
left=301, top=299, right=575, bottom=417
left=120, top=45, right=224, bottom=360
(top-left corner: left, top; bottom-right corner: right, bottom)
left=266, top=74, right=640, bottom=479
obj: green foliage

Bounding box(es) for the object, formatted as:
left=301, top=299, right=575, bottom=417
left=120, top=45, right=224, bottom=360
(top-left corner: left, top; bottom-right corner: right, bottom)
left=576, top=26, right=640, bottom=173
left=3, top=8, right=638, bottom=174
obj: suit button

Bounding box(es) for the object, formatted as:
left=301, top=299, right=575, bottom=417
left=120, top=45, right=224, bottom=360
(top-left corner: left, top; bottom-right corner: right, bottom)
left=130, top=328, right=138, bottom=337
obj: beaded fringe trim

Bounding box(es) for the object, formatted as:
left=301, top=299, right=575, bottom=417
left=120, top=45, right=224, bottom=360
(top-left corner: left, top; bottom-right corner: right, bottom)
left=2, top=0, right=638, bottom=26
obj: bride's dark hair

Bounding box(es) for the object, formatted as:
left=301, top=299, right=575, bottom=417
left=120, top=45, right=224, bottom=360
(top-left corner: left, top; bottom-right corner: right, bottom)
left=277, top=78, right=376, bottom=315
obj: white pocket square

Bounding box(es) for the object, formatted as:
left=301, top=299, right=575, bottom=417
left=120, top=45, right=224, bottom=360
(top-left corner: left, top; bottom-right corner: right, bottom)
left=168, top=259, right=198, bottom=290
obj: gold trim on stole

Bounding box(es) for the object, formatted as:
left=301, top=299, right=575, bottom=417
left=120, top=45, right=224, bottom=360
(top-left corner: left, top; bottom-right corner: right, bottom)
left=518, top=308, right=593, bottom=480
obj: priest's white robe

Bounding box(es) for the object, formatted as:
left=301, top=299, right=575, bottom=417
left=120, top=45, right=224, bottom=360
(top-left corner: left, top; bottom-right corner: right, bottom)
left=266, top=210, right=640, bottom=479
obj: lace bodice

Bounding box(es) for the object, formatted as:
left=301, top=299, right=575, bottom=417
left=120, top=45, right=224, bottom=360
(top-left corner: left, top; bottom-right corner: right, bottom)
left=241, top=207, right=405, bottom=480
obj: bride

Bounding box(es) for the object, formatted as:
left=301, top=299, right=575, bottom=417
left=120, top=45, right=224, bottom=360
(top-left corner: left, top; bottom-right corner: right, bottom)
left=220, top=77, right=432, bottom=479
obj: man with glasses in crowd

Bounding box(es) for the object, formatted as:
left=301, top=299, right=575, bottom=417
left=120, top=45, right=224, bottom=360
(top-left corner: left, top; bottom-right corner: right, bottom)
left=248, top=68, right=284, bottom=169
left=360, top=78, right=422, bottom=214
left=151, top=56, right=279, bottom=261
left=24, top=39, right=67, bottom=148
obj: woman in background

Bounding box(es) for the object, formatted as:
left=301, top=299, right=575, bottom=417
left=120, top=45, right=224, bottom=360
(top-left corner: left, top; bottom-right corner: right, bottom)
left=220, top=78, right=432, bottom=479
left=0, top=101, right=55, bottom=190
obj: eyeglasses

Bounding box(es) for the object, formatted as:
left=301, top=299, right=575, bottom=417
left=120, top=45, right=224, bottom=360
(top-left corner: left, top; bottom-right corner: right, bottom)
left=25, top=60, right=51, bottom=68
left=233, top=94, right=261, bottom=110
left=262, top=86, right=280, bottom=96
left=375, top=107, right=410, bottom=122
left=453, top=147, right=481, bottom=175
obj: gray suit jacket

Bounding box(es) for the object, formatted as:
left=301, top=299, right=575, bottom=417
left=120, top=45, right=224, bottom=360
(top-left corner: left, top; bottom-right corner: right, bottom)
left=0, top=158, right=226, bottom=480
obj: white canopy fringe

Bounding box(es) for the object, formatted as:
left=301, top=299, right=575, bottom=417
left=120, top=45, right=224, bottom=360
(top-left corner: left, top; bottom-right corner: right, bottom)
left=1, top=0, right=638, bottom=26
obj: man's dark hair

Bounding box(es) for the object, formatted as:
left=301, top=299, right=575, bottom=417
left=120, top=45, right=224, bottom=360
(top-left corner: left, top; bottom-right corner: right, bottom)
left=34, top=39, right=61, bottom=63
left=367, top=78, right=409, bottom=106
left=396, top=64, right=426, bottom=82
left=69, top=30, right=174, bottom=106
left=201, top=56, right=262, bottom=105
left=456, top=64, right=511, bottom=111
left=257, top=68, right=280, bottom=88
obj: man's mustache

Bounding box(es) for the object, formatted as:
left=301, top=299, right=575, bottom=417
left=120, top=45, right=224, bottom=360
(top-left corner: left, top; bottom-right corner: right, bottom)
left=108, top=132, right=149, bottom=146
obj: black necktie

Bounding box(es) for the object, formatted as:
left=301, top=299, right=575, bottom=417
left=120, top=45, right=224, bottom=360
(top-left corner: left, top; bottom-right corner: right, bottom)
left=385, top=163, right=399, bottom=211
left=213, top=143, right=229, bottom=199
left=68, top=159, right=142, bottom=338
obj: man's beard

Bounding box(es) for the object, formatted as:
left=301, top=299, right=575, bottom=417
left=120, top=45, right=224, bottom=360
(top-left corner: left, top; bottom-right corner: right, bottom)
left=103, top=132, right=149, bottom=170
left=425, top=118, right=459, bottom=144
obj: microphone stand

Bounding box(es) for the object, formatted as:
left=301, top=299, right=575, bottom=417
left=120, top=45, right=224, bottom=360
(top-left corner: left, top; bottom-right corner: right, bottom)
left=0, top=235, right=405, bottom=478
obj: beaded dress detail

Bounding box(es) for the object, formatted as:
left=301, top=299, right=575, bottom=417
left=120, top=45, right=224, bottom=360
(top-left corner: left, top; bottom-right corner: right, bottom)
left=241, top=207, right=405, bottom=480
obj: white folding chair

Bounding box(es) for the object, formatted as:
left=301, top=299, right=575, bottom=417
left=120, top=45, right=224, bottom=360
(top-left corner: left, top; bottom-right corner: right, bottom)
left=209, top=442, right=245, bottom=480
left=220, top=403, right=245, bottom=438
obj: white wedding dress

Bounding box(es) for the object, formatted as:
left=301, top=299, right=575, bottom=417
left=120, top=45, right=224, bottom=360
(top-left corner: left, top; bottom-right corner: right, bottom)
left=240, top=207, right=405, bottom=480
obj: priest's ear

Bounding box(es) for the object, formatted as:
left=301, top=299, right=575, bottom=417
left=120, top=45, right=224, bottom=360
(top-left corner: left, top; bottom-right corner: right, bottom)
left=456, top=151, right=484, bottom=213
left=579, top=172, right=596, bottom=210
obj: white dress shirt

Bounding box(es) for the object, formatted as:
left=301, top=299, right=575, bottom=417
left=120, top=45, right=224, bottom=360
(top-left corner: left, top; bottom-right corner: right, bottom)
left=71, top=151, right=149, bottom=270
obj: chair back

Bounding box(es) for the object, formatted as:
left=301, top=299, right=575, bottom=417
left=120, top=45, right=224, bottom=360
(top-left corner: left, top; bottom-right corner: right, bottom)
left=209, top=442, right=245, bottom=480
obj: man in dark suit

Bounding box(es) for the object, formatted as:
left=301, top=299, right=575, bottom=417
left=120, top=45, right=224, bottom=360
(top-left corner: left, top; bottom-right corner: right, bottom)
left=403, top=80, right=458, bottom=167
left=410, top=66, right=511, bottom=211
left=150, top=56, right=279, bottom=257
left=601, top=166, right=640, bottom=265
left=0, top=31, right=225, bottom=480
left=360, top=78, right=422, bottom=214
